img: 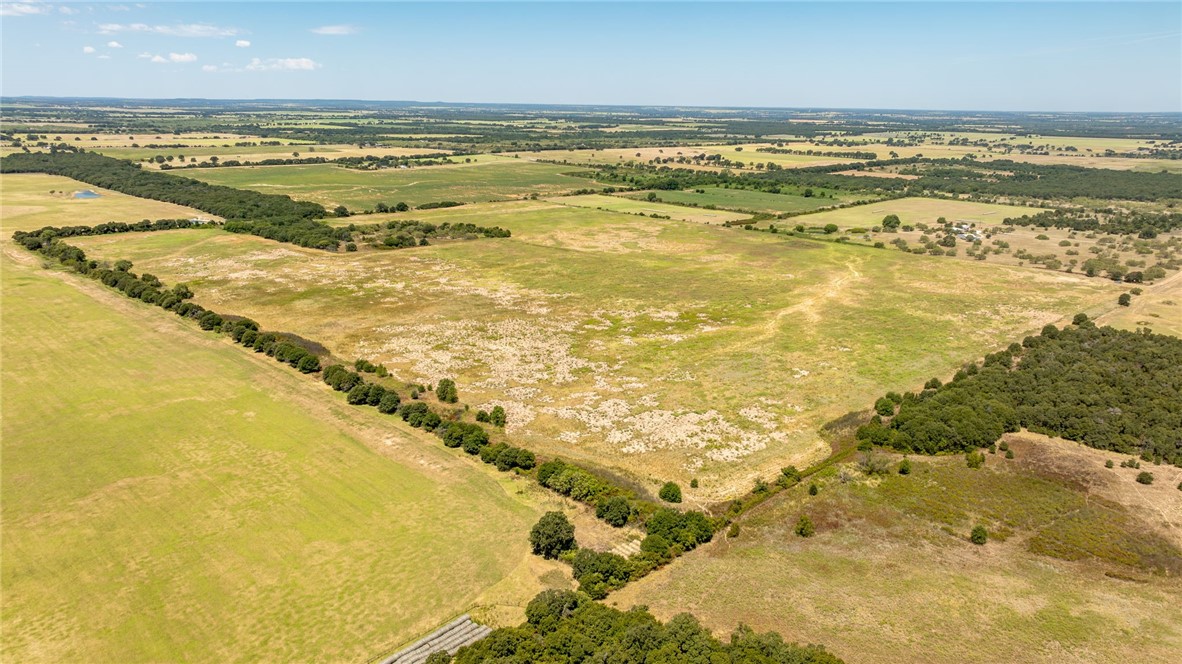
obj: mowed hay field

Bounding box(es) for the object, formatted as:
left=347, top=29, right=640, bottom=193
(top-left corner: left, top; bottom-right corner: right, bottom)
left=0, top=173, right=221, bottom=231
left=790, top=197, right=1037, bottom=229
left=70, top=200, right=1122, bottom=497
left=0, top=220, right=563, bottom=659
left=612, top=436, right=1182, bottom=664
left=550, top=193, right=752, bottom=224
left=630, top=186, right=875, bottom=215
left=181, top=158, right=602, bottom=209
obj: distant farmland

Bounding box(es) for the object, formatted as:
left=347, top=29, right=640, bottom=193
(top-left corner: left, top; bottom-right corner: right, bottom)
left=182, top=158, right=603, bottom=210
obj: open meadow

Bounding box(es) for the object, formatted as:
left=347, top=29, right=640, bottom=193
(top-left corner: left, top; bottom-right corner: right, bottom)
left=0, top=173, right=221, bottom=231
left=612, top=434, right=1182, bottom=664
left=181, top=158, right=602, bottom=209
left=65, top=192, right=1123, bottom=498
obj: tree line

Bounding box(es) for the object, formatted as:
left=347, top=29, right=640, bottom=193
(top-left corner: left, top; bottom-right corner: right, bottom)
left=1, top=150, right=348, bottom=250
left=857, top=317, right=1182, bottom=465
left=14, top=230, right=324, bottom=376
left=451, top=589, right=843, bottom=664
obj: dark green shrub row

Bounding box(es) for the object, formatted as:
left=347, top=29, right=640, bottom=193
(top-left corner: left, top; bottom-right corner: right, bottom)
left=454, top=589, right=843, bottom=663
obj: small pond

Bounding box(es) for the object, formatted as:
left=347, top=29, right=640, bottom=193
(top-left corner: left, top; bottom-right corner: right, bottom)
left=72, top=190, right=101, bottom=199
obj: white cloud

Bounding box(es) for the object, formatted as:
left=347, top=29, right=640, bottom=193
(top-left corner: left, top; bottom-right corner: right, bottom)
left=98, top=22, right=240, bottom=38
left=245, top=57, right=320, bottom=71
left=140, top=51, right=199, bottom=64
left=97, top=54, right=111, bottom=60
left=310, top=25, right=356, bottom=36
left=107, top=40, right=123, bottom=48
left=1, top=3, right=53, bottom=17
left=58, top=5, right=76, bottom=14
left=201, top=64, right=218, bottom=72
left=234, top=39, right=250, bottom=48
left=82, top=45, right=95, bottom=54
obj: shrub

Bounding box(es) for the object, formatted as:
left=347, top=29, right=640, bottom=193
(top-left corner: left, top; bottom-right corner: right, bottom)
left=377, top=392, right=401, bottom=414
left=808, top=483, right=818, bottom=496
left=1136, top=471, right=1154, bottom=485
left=435, top=378, right=458, bottom=403
left=727, top=523, right=741, bottom=538
left=690, top=478, right=699, bottom=488
left=1005, top=449, right=1015, bottom=459
left=966, top=451, right=985, bottom=469
left=1105, top=459, right=1114, bottom=469
left=645, top=508, right=714, bottom=550
left=794, top=515, right=815, bottom=538
left=595, top=496, right=631, bottom=527
left=529, top=512, right=576, bottom=559
left=970, top=525, right=988, bottom=545
left=658, top=481, right=682, bottom=503
left=898, top=458, right=911, bottom=475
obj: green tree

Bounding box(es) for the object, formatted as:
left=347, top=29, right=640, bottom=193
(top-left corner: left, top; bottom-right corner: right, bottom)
left=490, top=405, right=507, bottom=427
left=1136, top=471, right=1154, bottom=485
left=595, top=496, right=631, bottom=527
left=794, top=515, right=815, bottom=537
left=823, top=223, right=839, bottom=234
left=529, top=511, right=576, bottom=559
left=436, top=378, right=458, bottom=403
left=881, top=214, right=901, bottom=231
left=1118, top=293, right=1131, bottom=306
left=659, top=481, right=682, bottom=503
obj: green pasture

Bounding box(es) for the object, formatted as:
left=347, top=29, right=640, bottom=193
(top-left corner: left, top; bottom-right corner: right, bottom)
left=631, top=186, right=876, bottom=215
left=0, top=245, right=547, bottom=661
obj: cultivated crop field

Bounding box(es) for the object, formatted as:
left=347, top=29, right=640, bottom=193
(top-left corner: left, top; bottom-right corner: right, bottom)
left=69, top=201, right=1122, bottom=497
left=612, top=436, right=1182, bottom=664
left=0, top=243, right=564, bottom=662
left=181, top=158, right=602, bottom=209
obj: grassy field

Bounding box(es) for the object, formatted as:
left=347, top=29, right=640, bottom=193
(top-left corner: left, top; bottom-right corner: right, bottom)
left=69, top=203, right=1122, bottom=497
left=549, top=193, right=751, bottom=224
left=612, top=435, right=1182, bottom=664
left=0, top=241, right=576, bottom=662
left=0, top=173, right=220, bottom=231
left=630, top=186, right=876, bottom=215
left=180, top=158, right=602, bottom=210
left=789, top=197, right=1037, bottom=229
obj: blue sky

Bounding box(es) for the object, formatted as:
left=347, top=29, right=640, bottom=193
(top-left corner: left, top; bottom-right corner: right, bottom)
left=2, top=1, right=1179, bottom=112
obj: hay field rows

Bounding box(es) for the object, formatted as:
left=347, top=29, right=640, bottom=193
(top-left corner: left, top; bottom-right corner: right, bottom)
left=0, top=243, right=558, bottom=662
left=788, top=197, right=1039, bottom=228
left=181, top=158, right=602, bottom=209
left=630, top=186, right=875, bottom=215
left=549, top=193, right=751, bottom=224
left=64, top=190, right=1122, bottom=498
